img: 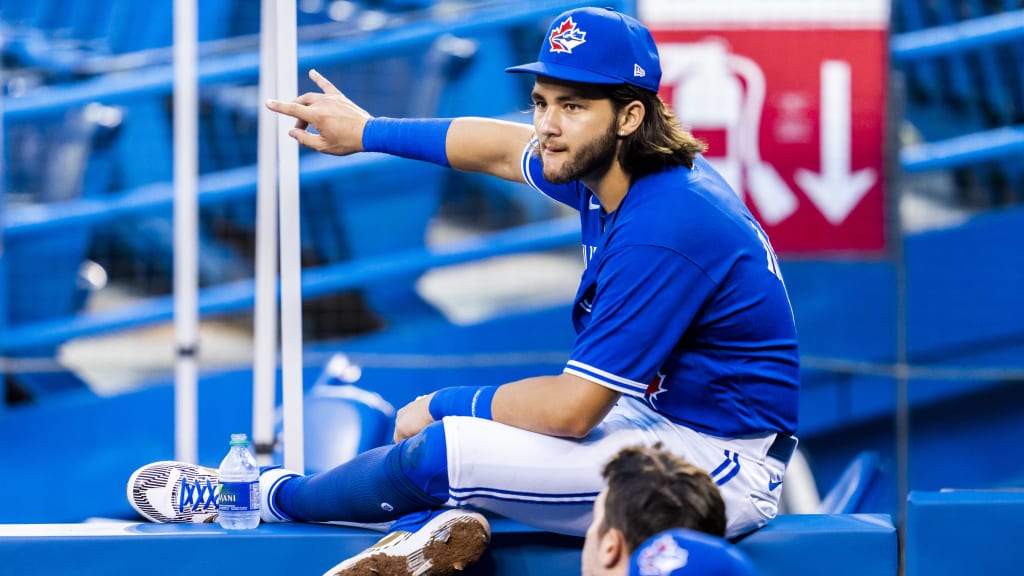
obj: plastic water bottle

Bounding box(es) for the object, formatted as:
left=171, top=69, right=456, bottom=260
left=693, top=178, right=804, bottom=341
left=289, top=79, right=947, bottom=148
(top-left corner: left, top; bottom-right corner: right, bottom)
left=217, top=433, right=260, bottom=530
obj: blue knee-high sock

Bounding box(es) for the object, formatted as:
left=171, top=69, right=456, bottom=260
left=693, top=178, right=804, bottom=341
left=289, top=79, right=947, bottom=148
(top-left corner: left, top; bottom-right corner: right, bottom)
left=274, top=423, right=450, bottom=523
left=397, top=421, right=451, bottom=501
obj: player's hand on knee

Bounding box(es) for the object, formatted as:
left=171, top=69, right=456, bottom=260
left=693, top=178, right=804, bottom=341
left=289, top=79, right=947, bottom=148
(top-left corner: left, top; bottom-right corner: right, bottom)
left=394, top=393, right=435, bottom=442
left=265, top=69, right=370, bottom=156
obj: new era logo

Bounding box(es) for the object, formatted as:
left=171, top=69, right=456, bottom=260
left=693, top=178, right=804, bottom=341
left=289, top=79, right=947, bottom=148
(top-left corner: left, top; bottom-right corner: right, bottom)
left=633, top=63, right=646, bottom=78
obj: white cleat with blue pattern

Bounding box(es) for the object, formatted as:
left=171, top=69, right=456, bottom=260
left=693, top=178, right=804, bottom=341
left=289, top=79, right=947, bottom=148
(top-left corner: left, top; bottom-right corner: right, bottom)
left=127, top=461, right=220, bottom=523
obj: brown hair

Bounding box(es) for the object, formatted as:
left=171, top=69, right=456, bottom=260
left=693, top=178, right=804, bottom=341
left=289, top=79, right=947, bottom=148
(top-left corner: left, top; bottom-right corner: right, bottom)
left=600, top=444, right=726, bottom=552
left=608, top=84, right=707, bottom=177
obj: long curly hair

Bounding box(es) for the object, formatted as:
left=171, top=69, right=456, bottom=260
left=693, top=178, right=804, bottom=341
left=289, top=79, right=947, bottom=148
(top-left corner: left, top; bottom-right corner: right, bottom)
left=609, top=84, right=707, bottom=177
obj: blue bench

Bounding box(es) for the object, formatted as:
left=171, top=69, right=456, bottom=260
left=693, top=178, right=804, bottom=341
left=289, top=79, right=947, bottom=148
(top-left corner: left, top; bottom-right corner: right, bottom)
left=905, top=490, right=1024, bottom=576
left=0, top=513, right=896, bottom=576
left=0, top=519, right=581, bottom=576
left=739, top=514, right=896, bottom=576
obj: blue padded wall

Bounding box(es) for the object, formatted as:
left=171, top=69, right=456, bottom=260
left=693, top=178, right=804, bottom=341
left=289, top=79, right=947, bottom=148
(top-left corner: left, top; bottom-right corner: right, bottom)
left=906, top=490, right=1024, bottom=576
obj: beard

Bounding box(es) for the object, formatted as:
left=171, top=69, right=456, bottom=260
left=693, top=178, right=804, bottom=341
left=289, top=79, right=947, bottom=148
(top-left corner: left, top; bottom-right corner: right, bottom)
left=541, top=124, right=619, bottom=185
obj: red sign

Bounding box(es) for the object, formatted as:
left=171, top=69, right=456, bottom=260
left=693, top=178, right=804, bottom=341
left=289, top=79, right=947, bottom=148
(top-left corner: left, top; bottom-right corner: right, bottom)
left=644, top=6, right=888, bottom=254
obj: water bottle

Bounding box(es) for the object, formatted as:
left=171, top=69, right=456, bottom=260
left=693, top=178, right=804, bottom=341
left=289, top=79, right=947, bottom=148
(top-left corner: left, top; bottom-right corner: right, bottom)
left=217, top=433, right=260, bottom=530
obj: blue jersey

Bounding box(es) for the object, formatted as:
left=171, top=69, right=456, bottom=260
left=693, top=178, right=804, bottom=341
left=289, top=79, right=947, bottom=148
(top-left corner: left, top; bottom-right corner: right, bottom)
left=522, top=147, right=799, bottom=436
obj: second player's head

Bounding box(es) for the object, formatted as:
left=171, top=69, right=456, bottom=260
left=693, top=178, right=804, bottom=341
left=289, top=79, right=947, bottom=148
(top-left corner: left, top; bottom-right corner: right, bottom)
left=581, top=445, right=727, bottom=576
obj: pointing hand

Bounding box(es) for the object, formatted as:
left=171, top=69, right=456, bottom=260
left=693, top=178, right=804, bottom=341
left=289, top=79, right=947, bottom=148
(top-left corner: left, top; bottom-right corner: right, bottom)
left=265, top=69, right=371, bottom=156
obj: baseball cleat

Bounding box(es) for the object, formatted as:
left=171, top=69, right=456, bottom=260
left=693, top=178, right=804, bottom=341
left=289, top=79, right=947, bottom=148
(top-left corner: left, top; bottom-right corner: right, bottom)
left=127, top=461, right=220, bottom=523
left=321, top=508, right=491, bottom=576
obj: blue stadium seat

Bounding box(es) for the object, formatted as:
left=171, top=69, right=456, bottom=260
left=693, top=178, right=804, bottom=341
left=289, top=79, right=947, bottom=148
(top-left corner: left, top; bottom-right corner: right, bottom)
left=738, top=514, right=897, bottom=576
left=3, top=105, right=123, bottom=399
left=2, top=0, right=237, bottom=81
left=818, top=451, right=883, bottom=514
left=273, top=355, right=396, bottom=473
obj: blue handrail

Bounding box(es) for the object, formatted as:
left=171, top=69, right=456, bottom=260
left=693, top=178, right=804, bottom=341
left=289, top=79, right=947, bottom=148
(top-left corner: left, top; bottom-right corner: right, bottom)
left=0, top=216, right=580, bottom=353
left=892, top=9, right=1024, bottom=174
left=5, top=152, right=419, bottom=237
left=900, top=126, right=1024, bottom=173
left=0, top=0, right=616, bottom=359
left=891, top=9, right=1024, bottom=62
left=2, top=0, right=629, bottom=121
left=0, top=0, right=602, bottom=380
left=4, top=108, right=531, bottom=237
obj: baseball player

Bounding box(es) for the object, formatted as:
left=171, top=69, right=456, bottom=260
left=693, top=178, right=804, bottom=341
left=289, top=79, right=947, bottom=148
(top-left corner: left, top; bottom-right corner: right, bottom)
left=128, top=7, right=798, bottom=576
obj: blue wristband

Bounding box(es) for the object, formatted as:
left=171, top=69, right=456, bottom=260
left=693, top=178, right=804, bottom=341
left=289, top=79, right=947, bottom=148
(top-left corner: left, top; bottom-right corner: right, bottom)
left=429, top=386, right=498, bottom=420
left=361, top=117, right=453, bottom=167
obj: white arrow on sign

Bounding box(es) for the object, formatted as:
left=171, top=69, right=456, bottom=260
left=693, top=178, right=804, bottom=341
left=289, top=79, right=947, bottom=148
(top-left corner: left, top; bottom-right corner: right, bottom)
left=794, top=60, right=877, bottom=225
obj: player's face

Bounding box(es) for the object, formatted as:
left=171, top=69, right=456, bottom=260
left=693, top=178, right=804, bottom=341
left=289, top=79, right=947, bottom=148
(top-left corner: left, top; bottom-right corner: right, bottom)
left=581, top=488, right=611, bottom=576
left=532, top=78, right=619, bottom=185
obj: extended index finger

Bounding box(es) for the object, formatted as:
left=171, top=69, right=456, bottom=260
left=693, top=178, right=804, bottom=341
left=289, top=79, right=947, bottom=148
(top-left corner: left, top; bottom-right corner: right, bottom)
left=265, top=98, right=315, bottom=123
left=308, top=69, right=341, bottom=95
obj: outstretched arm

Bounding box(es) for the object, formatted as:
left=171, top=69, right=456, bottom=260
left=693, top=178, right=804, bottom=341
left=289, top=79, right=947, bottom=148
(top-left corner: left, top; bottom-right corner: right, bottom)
left=445, top=117, right=534, bottom=182
left=266, top=69, right=534, bottom=183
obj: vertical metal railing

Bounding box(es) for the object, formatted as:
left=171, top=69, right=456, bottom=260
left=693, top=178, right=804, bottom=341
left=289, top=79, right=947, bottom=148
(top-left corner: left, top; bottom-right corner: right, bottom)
left=172, top=0, right=200, bottom=465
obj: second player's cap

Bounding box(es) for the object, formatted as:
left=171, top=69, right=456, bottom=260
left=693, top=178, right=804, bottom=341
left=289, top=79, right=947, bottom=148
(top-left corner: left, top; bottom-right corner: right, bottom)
left=506, top=7, right=661, bottom=93
left=628, top=528, right=759, bottom=576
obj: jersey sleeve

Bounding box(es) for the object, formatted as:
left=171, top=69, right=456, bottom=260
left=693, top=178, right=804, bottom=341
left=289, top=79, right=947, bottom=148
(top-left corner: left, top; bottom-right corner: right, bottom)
left=564, top=244, right=718, bottom=396
left=520, top=139, right=580, bottom=209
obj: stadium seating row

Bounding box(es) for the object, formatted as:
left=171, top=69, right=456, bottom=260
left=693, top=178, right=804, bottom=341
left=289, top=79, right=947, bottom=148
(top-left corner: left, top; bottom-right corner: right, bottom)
left=893, top=2, right=1024, bottom=206
left=1, top=0, right=578, bottom=353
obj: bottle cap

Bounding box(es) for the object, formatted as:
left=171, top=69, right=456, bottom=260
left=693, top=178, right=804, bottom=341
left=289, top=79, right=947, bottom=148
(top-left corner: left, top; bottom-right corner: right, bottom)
left=230, top=433, right=249, bottom=446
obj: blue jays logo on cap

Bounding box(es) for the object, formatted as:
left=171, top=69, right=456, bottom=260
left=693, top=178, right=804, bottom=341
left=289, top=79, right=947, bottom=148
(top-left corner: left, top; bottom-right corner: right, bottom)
left=506, top=7, right=662, bottom=93
left=628, top=529, right=759, bottom=576
left=549, top=16, right=587, bottom=54
left=636, top=534, right=690, bottom=575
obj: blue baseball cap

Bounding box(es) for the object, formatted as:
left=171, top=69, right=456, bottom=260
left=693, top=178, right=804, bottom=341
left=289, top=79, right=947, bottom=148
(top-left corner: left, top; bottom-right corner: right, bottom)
left=629, top=529, right=759, bottom=576
left=506, top=7, right=661, bottom=93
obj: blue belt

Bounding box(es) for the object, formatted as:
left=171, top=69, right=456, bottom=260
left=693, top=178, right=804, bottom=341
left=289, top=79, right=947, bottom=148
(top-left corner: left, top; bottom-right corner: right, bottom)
left=767, top=434, right=798, bottom=464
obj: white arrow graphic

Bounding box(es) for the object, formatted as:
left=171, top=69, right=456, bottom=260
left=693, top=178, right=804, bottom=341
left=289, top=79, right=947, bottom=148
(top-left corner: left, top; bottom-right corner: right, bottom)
left=794, top=60, right=876, bottom=225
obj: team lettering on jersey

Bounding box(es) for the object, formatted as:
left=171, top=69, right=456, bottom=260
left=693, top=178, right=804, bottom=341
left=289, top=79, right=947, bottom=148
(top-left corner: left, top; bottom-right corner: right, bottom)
left=751, top=222, right=784, bottom=283
left=581, top=243, right=598, bottom=267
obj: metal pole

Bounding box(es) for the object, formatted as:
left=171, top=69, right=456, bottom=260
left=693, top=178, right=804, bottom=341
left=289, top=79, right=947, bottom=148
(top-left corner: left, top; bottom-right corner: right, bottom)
left=275, top=0, right=305, bottom=474
left=253, top=0, right=280, bottom=467
left=888, top=68, right=911, bottom=534
left=0, top=61, right=7, bottom=409
left=173, top=0, right=200, bottom=464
